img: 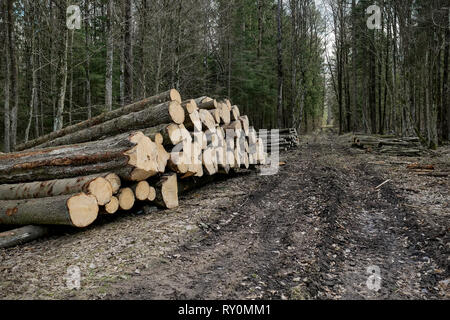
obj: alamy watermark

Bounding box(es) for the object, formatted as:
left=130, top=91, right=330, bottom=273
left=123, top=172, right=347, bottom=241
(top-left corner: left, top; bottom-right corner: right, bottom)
left=366, top=5, right=382, bottom=30
left=366, top=265, right=382, bottom=292
left=169, top=127, right=280, bottom=176
left=66, top=5, right=81, bottom=30
left=65, top=265, right=81, bottom=290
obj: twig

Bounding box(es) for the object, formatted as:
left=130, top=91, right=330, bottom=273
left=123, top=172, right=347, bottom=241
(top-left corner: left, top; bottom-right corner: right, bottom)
left=375, top=179, right=391, bottom=190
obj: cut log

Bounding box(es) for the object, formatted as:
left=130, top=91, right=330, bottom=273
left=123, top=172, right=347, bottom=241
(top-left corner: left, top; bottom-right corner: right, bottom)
left=0, top=225, right=49, bottom=249
left=225, top=99, right=232, bottom=112
left=239, top=115, right=250, bottom=136
left=193, top=96, right=210, bottom=105
left=231, top=105, right=240, bottom=121
left=182, top=99, right=198, bottom=114
left=153, top=174, right=178, bottom=209
left=248, top=127, right=257, bottom=144
left=16, top=90, right=182, bottom=151
left=0, top=173, right=114, bottom=201
left=147, top=186, right=156, bottom=201
left=104, top=173, right=121, bottom=194
left=184, top=110, right=202, bottom=132
left=0, top=131, right=158, bottom=184
left=197, top=99, right=217, bottom=110
left=118, top=187, right=135, bottom=210
left=202, top=148, right=217, bottom=175
left=209, top=109, right=221, bottom=124
left=0, top=193, right=98, bottom=227
left=154, top=134, right=170, bottom=173
left=218, top=102, right=231, bottom=125
left=32, top=101, right=185, bottom=149
left=132, top=181, right=151, bottom=201
left=222, top=121, right=242, bottom=131
left=104, top=196, right=119, bottom=214
left=178, top=124, right=193, bottom=143
left=199, top=109, right=217, bottom=132
left=86, top=177, right=113, bottom=205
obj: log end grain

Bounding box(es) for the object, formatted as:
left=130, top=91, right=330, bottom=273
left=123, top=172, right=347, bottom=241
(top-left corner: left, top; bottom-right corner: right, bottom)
left=135, top=181, right=151, bottom=201
left=87, top=177, right=113, bottom=206
left=169, top=101, right=185, bottom=125
left=147, top=186, right=156, bottom=201
left=104, top=173, right=121, bottom=194
left=67, top=193, right=99, bottom=228
left=170, top=89, right=182, bottom=104
left=118, top=188, right=135, bottom=210
left=104, top=196, right=119, bottom=214
left=162, top=174, right=178, bottom=209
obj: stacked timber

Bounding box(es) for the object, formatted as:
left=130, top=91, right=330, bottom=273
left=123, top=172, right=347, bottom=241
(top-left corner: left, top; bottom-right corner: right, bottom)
left=0, top=91, right=268, bottom=234
left=351, top=134, right=423, bottom=156
left=258, top=128, right=299, bottom=152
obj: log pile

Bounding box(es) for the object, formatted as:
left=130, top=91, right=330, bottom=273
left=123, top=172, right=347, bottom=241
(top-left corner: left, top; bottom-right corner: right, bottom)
left=0, top=90, right=269, bottom=232
left=258, top=128, right=299, bottom=152
left=351, top=134, right=424, bottom=156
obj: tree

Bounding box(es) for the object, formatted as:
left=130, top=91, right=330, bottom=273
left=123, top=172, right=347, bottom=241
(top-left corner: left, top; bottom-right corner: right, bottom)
left=276, top=0, right=284, bottom=128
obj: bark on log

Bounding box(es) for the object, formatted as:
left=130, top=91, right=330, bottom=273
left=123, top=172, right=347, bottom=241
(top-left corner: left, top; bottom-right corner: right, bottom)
left=0, top=173, right=115, bottom=202
left=193, top=96, right=210, bottom=105
left=15, top=90, right=181, bottom=151
left=0, top=131, right=158, bottom=184
left=197, top=99, right=217, bottom=110
left=0, top=225, right=49, bottom=249
left=0, top=193, right=98, bottom=227
left=184, top=109, right=202, bottom=132
left=32, top=101, right=184, bottom=149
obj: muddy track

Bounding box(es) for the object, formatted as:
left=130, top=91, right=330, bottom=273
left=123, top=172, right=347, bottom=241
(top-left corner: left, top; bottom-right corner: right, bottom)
left=102, top=134, right=448, bottom=300
left=1, top=134, right=447, bottom=300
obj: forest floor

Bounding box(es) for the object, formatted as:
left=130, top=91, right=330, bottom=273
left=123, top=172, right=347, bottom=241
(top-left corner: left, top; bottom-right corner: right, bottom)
left=0, top=133, right=448, bottom=300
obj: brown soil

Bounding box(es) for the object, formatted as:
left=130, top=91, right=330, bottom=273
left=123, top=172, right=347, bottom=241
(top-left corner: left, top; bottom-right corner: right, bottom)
left=0, top=133, right=448, bottom=300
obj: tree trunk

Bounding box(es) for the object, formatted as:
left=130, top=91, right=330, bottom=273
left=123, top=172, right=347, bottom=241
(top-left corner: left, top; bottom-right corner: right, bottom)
left=54, top=3, right=69, bottom=131
left=442, top=15, right=449, bottom=141
left=276, top=0, right=284, bottom=128
left=84, top=0, right=92, bottom=119
left=7, top=0, right=18, bottom=150
left=105, top=0, right=114, bottom=111
left=124, top=0, right=133, bottom=104
left=3, top=1, right=11, bottom=153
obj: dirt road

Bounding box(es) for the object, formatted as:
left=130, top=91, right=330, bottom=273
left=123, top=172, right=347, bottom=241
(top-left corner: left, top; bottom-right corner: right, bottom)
left=0, top=134, right=448, bottom=299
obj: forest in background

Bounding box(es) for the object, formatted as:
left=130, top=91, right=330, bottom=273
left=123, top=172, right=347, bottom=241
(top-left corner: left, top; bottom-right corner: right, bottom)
left=0, top=0, right=448, bottom=153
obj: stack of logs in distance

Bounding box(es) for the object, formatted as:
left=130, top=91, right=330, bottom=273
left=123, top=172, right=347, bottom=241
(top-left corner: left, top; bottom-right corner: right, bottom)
left=351, top=135, right=423, bottom=156
left=0, top=90, right=269, bottom=228
left=258, top=128, right=300, bottom=152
